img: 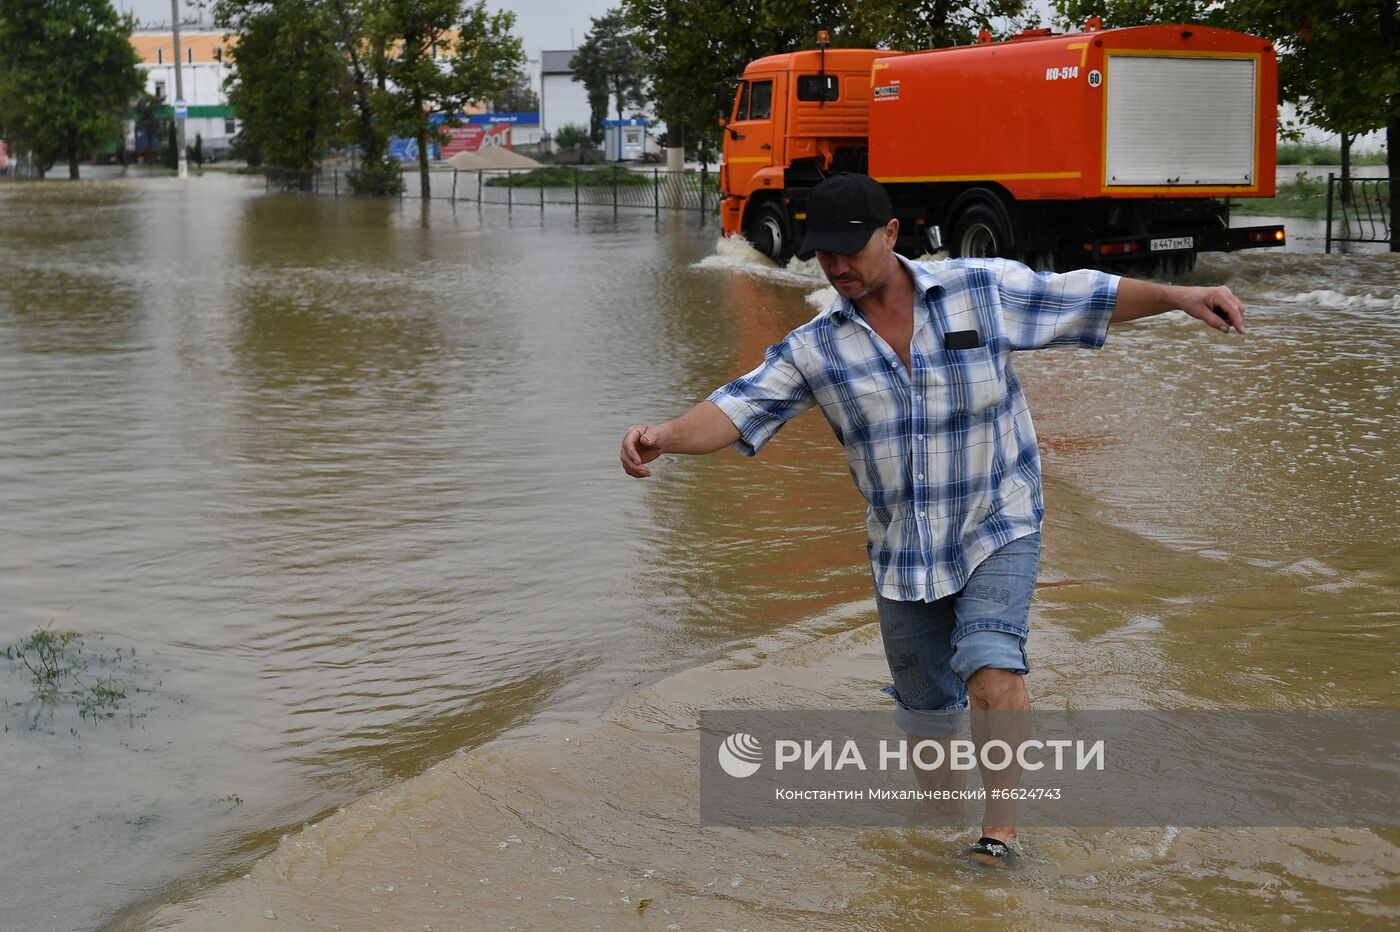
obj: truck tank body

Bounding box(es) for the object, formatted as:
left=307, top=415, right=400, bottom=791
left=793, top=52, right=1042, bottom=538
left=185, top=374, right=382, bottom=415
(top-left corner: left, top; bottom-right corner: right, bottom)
left=867, top=25, right=1278, bottom=200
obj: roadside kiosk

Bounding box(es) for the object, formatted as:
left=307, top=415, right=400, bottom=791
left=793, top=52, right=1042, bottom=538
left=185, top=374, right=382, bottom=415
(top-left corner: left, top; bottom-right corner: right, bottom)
left=603, top=119, right=650, bottom=162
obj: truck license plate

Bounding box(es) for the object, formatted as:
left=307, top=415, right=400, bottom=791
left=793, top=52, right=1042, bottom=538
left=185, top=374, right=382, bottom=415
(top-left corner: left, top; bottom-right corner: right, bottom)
left=1150, top=236, right=1194, bottom=251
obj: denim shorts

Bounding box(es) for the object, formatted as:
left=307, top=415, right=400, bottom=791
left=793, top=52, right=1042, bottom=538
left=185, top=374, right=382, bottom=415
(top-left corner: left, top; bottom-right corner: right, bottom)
left=876, top=532, right=1041, bottom=737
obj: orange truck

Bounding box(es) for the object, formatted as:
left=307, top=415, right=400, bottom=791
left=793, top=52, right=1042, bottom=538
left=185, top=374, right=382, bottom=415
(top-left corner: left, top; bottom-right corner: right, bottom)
left=720, top=20, right=1286, bottom=271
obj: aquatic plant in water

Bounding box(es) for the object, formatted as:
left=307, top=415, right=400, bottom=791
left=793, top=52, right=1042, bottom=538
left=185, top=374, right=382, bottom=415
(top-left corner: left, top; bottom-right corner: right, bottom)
left=2, top=624, right=148, bottom=730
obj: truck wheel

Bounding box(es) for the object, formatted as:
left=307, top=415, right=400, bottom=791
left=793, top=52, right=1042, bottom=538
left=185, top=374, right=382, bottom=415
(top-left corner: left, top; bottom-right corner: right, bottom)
left=747, top=202, right=792, bottom=263
left=951, top=204, right=1008, bottom=259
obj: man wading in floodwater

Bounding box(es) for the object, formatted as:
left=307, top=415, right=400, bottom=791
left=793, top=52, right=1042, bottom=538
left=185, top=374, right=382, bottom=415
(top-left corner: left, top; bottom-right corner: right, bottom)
left=619, top=173, right=1245, bottom=864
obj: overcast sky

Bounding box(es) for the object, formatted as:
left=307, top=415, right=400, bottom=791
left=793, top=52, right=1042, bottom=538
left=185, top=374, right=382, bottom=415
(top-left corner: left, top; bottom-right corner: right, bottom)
left=115, top=0, right=616, bottom=55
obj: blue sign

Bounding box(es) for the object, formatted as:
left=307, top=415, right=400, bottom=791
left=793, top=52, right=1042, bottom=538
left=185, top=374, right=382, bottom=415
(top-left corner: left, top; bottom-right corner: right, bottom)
left=428, top=112, right=539, bottom=126
left=388, top=137, right=441, bottom=162
left=468, top=112, right=539, bottom=125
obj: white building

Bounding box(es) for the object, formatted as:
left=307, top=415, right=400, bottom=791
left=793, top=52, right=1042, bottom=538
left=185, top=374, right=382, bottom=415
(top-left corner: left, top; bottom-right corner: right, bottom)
left=536, top=49, right=662, bottom=159
left=538, top=49, right=592, bottom=144
left=130, top=29, right=238, bottom=157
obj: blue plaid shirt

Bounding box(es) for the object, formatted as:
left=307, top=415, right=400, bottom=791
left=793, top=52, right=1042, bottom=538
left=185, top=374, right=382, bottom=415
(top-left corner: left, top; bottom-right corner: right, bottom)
left=707, top=256, right=1119, bottom=602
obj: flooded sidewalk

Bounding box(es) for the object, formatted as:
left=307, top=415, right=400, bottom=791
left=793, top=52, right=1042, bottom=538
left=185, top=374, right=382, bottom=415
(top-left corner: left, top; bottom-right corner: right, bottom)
left=130, top=475, right=1400, bottom=929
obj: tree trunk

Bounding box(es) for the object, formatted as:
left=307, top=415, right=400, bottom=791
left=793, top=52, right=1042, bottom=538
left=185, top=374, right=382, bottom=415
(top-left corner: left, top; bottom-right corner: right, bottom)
left=666, top=122, right=685, bottom=171
left=1339, top=132, right=1352, bottom=207
left=302, top=96, right=318, bottom=192
left=68, top=140, right=79, bottom=180
left=417, top=126, right=431, bottom=199
left=332, top=0, right=382, bottom=168
left=666, top=122, right=685, bottom=208
left=1389, top=103, right=1399, bottom=252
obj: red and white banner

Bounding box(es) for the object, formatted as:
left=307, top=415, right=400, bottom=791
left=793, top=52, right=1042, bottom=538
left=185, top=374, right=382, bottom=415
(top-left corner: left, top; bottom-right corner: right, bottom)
left=440, top=123, right=511, bottom=158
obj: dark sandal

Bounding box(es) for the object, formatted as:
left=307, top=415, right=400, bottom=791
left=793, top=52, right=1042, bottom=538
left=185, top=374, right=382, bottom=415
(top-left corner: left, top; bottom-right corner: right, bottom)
left=968, top=835, right=1020, bottom=866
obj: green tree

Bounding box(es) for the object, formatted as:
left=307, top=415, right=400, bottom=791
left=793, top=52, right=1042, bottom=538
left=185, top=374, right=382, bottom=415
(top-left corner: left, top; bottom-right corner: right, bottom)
left=217, top=0, right=348, bottom=185
left=491, top=69, right=538, bottom=113
left=329, top=0, right=396, bottom=188
left=553, top=121, right=592, bottom=149
left=845, top=0, right=1027, bottom=51
left=1049, top=0, right=1212, bottom=30
left=1237, top=1, right=1398, bottom=250
left=376, top=0, right=524, bottom=196
left=572, top=9, right=645, bottom=143
left=622, top=0, right=1025, bottom=161
left=163, top=119, right=177, bottom=169
left=130, top=89, right=168, bottom=163
left=0, top=0, right=144, bottom=179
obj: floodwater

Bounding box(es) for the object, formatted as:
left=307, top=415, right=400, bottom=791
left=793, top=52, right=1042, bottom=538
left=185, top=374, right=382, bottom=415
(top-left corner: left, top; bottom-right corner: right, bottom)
left=0, top=174, right=1396, bottom=930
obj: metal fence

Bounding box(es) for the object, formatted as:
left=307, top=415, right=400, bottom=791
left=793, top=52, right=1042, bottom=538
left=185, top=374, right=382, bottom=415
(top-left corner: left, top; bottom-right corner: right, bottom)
left=1325, top=172, right=1392, bottom=252
left=262, top=164, right=719, bottom=223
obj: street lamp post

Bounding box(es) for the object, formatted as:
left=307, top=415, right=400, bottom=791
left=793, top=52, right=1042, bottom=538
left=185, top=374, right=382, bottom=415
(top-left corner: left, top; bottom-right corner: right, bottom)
left=171, top=0, right=187, bottom=178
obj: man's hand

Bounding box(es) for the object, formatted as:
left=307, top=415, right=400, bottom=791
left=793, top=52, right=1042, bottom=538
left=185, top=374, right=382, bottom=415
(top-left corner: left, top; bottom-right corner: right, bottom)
left=1176, top=285, right=1246, bottom=335
left=619, top=403, right=743, bottom=478
left=620, top=424, right=667, bottom=478
left=1112, top=279, right=1247, bottom=334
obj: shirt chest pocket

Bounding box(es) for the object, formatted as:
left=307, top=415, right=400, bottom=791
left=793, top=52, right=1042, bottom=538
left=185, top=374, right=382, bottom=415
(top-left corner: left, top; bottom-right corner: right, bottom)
left=945, top=345, right=1005, bottom=415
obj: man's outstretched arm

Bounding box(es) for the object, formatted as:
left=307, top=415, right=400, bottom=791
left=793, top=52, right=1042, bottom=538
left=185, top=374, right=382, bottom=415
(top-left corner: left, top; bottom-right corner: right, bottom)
left=1112, top=278, right=1247, bottom=335
left=620, top=401, right=741, bottom=478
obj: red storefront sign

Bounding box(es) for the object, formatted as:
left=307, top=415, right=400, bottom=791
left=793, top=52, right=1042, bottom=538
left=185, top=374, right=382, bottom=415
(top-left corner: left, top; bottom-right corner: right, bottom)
left=441, top=123, right=511, bottom=158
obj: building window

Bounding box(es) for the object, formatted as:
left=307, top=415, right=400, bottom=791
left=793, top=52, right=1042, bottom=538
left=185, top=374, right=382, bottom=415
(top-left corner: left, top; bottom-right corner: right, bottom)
left=155, top=80, right=166, bottom=100
left=215, top=47, right=222, bottom=62
left=224, top=118, right=236, bottom=135
left=156, top=48, right=163, bottom=64
left=187, top=47, right=193, bottom=63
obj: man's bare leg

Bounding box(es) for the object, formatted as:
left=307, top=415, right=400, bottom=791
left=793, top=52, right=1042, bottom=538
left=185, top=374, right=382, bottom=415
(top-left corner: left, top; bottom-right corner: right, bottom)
left=909, top=737, right=969, bottom=821
left=967, top=666, right=1031, bottom=855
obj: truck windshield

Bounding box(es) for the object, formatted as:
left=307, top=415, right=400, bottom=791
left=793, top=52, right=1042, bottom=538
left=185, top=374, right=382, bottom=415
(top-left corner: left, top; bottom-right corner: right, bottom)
left=733, top=78, right=774, bottom=121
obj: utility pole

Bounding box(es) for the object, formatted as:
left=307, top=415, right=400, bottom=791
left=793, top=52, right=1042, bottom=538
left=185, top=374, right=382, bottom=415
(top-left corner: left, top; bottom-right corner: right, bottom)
left=171, top=0, right=187, bottom=179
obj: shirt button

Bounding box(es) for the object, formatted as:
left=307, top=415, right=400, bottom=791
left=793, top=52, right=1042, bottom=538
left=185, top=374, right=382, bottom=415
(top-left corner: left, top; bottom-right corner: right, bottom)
left=917, top=473, right=925, bottom=480
left=915, top=394, right=923, bottom=401
left=919, top=511, right=926, bottom=518
left=916, top=434, right=924, bottom=441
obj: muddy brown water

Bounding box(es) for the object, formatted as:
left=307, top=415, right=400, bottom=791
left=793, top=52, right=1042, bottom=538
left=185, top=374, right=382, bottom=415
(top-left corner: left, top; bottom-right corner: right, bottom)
left=0, top=175, right=1395, bottom=930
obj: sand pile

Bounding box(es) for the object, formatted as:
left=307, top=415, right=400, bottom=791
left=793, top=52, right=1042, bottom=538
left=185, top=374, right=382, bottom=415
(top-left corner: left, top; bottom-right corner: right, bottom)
left=445, top=148, right=543, bottom=170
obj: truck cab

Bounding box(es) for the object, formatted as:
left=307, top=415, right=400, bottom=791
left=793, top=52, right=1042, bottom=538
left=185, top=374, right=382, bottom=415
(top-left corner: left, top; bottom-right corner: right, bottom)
left=720, top=47, right=891, bottom=259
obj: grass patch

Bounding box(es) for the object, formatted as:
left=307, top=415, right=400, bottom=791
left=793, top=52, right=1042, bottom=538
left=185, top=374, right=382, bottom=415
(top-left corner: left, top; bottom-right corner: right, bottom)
left=3, top=624, right=150, bottom=731
left=1231, top=173, right=1391, bottom=221
left=1276, top=142, right=1387, bottom=166
left=485, top=165, right=654, bottom=188
left=1231, top=173, right=1329, bottom=220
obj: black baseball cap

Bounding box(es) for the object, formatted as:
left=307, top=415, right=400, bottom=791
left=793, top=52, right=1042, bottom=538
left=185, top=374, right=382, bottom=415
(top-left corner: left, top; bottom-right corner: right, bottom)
left=797, top=173, right=892, bottom=260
